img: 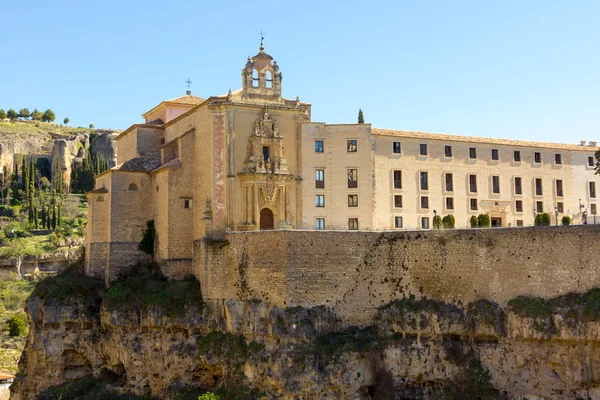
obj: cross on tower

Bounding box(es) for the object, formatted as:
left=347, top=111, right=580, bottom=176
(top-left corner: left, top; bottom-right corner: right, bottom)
left=185, top=78, right=192, bottom=90
left=259, top=30, right=265, bottom=48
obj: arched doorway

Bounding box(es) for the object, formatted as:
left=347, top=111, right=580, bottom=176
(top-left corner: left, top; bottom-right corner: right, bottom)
left=260, top=208, right=274, bottom=230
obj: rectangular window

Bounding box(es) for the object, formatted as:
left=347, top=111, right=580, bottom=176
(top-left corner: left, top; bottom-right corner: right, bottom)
left=316, top=218, right=325, bottom=230
left=492, top=176, right=500, bottom=194
left=445, top=173, right=453, bottom=192
left=516, top=220, right=524, bottom=227
left=590, top=182, right=597, bottom=198
left=470, top=198, right=478, bottom=211
left=534, top=152, right=541, bottom=163
left=315, top=140, right=324, bottom=153
left=348, top=218, right=359, bottom=230
left=263, top=146, right=270, bottom=162
left=393, top=142, right=401, bottom=154
left=420, top=196, right=429, bottom=209
left=347, top=169, right=358, bottom=188
left=420, top=171, right=429, bottom=191
left=535, top=178, right=543, bottom=196
left=555, top=153, right=562, bottom=165
left=393, top=170, right=402, bottom=189
left=556, top=180, right=563, bottom=197
left=469, top=174, right=477, bottom=193
left=469, top=147, right=477, bottom=159
left=445, top=145, right=453, bottom=157
left=536, top=201, right=543, bottom=213
left=589, top=156, right=595, bottom=167
left=394, top=195, right=403, bottom=208
left=592, top=204, right=597, bottom=215
left=419, top=143, right=428, bottom=156
left=557, top=202, right=564, bottom=213
left=184, top=199, right=191, bottom=209
left=347, top=140, right=357, bottom=152
left=315, top=169, right=324, bottom=188
left=446, top=197, right=454, bottom=210
left=394, top=216, right=403, bottom=228
left=491, top=149, right=499, bottom=160
left=515, top=177, right=522, bottom=195
left=348, top=194, right=358, bottom=207
left=421, top=217, right=430, bottom=229
left=514, top=150, right=521, bottom=162
left=515, top=200, right=523, bottom=212
left=315, top=195, right=324, bottom=207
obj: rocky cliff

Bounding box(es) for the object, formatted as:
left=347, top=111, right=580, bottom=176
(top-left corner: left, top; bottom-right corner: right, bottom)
left=9, top=265, right=600, bottom=400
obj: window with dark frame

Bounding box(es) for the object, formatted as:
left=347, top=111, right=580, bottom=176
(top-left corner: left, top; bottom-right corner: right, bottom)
left=393, top=170, right=402, bottom=189
left=394, top=195, right=403, bottom=208
left=515, top=177, right=522, bottom=195
left=421, top=217, right=430, bottom=229
left=420, top=143, right=428, bottom=156
left=393, top=142, right=401, bottom=154
left=315, top=140, right=324, bottom=153
left=184, top=199, right=190, bottom=209
left=420, top=171, right=428, bottom=190
left=446, top=197, right=454, bottom=210
left=470, top=198, right=478, bottom=211
left=592, top=204, right=597, bottom=215
left=315, top=195, right=324, bottom=207
left=491, top=149, right=499, bottom=160
left=515, top=200, right=523, bottom=212
left=394, top=216, right=403, bottom=228
left=315, top=169, right=324, bottom=188
left=556, top=180, right=563, bottom=197
left=445, top=173, right=453, bottom=192
left=348, top=218, right=359, bottom=230
left=445, top=145, right=452, bottom=157
left=514, top=150, right=521, bottom=162
left=590, top=182, right=597, bottom=198
left=469, top=147, right=477, bottom=159
left=534, top=152, right=541, bottom=163
left=469, top=174, right=477, bottom=193
left=516, top=220, right=524, bottom=227
left=589, top=156, right=595, bottom=167
left=347, top=140, right=357, bottom=152
left=421, top=196, right=429, bottom=209
left=557, top=202, right=564, bottom=213
left=536, top=201, right=543, bottom=213
left=555, top=154, right=562, bottom=165
left=316, top=218, right=325, bottom=230
left=348, top=194, right=358, bottom=207
left=347, top=169, right=358, bottom=188
left=535, top=178, right=543, bottom=196
left=492, top=176, right=500, bottom=194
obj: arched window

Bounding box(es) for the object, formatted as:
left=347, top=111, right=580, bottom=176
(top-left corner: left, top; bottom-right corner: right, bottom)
left=266, top=70, right=273, bottom=88
left=129, top=183, right=138, bottom=191
left=252, top=69, right=259, bottom=87
left=97, top=195, right=104, bottom=202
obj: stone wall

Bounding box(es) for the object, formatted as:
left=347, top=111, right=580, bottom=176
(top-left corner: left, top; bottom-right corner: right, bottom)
left=201, top=226, right=600, bottom=325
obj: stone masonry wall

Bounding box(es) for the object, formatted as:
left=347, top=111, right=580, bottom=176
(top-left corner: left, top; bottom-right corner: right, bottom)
left=201, top=226, right=600, bottom=325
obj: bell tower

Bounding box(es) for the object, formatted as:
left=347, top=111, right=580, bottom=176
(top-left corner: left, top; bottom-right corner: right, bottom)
left=241, top=41, right=282, bottom=100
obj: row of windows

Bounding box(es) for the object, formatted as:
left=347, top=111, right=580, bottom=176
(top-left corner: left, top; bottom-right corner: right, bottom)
left=315, top=217, right=359, bottom=230
left=315, top=139, right=596, bottom=167
left=314, top=169, right=358, bottom=189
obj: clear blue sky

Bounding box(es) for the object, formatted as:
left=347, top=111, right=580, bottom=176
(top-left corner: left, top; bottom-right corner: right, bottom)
left=1, top=0, right=598, bottom=144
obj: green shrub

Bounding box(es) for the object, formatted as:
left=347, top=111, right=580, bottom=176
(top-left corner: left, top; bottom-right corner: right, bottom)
left=442, top=215, right=456, bottom=229
left=465, top=359, right=496, bottom=399
left=470, top=216, right=478, bottom=228
left=562, top=215, right=571, bottom=226
left=478, top=214, right=490, bottom=228
left=139, top=220, right=155, bottom=258
left=198, top=393, right=219, bottom=400
left=433, top=215, right=442, bottom=229
left=8, top=314, right=27, bottom=336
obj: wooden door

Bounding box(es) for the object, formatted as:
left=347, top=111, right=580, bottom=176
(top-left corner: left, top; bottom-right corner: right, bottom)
left=260, top=208, right=274, bottom=230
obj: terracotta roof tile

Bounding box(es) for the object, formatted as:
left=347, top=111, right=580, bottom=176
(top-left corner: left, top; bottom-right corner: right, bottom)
left=165, top=94, right=205, bottom=105
left=372, top=128, right=599, bottom=151
left=114, top=152, right=161, bottom=173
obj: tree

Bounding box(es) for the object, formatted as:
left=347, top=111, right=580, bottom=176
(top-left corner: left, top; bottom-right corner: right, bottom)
left=0, top=109, right=6, bottom=119
left=478, top=214, right=491, bottom=228
left=42, top=109, right=55, bottom=122
left=8, top=314, right=27, bottom=337
left=433, top=215, right=442, bottom=229
left=7, top=109, right=18, bottom=120
left=63, top=117, right=69, bottom=125
left=31, top=109, right=43, bottom=121
left=18, top=108, right=31, bottom=119
left=89, top=123, right=95, bottom=129
left=470, top=215, right=479, bottom=228
left=442, top=215, right=456, bottom=229
left=139, top=220, right=156, bottom=258
left=358, top=109, right=364, bottom=124
left=562, top=216, right=572, bottom=226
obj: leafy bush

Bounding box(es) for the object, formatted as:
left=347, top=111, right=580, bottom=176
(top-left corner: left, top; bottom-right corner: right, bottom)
left=465, top=359, right=496, bottom=399
left=535, top=213, right=551, bottom=226
left=37, top=376, right=158, bottom=400
left=8, top=314, right=27, bottom=336
left=0, top=277, right=36, bottom=311
left=442, top=214, right=456, bottom=229
left=0, top=109, right=6, bottom=119
left=470, top=216, right=478, bottom=228
left=433, top=215, right=442, bottom=229
left=478, top=214, right=490, bottom=228
left=562, top=215, right=571, bottom=226
left=198, top=393, right=219, bottom=400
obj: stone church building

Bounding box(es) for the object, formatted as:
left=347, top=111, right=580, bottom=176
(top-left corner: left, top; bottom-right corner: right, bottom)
left=85, top=44, right=600, bottom=284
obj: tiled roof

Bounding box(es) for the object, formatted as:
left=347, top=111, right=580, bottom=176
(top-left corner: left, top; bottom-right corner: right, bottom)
left=88, top=187, right=108, bottom=194
left=371, top=128, right=599, bottom=152
left=165, top=94, right=205, bottom=105
left=113, top=152, right=161, bottom=173
left=150, top=158, right=182, bottom=174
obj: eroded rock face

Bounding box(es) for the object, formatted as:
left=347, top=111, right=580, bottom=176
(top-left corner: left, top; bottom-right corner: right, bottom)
left=10, top=295, right=600, bottom=400
left=90, top=131, right=118, bottom=167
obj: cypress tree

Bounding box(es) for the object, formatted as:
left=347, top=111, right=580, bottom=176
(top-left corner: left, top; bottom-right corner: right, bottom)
left=358, top=109, right=364, bottom=124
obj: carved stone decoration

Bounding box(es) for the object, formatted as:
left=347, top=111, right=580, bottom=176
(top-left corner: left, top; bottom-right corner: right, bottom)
left=242, top=107, right=289, bottom=175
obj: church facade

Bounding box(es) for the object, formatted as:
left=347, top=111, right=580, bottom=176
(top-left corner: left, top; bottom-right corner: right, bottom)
left=85, top=44, right=600, bottom=284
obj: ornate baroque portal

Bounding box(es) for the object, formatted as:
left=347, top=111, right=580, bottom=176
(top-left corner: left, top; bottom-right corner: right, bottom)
left=238, top=107, right=294, bottom=230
